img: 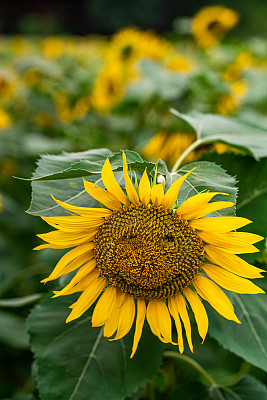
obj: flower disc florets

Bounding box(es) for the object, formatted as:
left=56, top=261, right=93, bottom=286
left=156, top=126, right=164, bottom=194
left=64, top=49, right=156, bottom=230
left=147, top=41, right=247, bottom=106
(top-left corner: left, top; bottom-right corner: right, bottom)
left=94, top=204, right=204, bottom=299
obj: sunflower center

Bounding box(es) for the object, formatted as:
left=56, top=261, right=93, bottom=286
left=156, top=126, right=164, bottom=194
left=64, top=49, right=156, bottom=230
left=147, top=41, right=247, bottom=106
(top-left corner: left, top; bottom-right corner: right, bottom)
left=94, top=204, right=204, bottom=299
left=207, top=20, right=223, bottom=35
left=121, top=44, right=133, bottom=60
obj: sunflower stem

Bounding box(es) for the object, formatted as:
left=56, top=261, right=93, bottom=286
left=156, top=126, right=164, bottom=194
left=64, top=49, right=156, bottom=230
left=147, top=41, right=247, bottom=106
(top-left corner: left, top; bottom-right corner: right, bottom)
left=163, top=351, right=216, bottom=386
left=171, top=138, right=203, bottom=172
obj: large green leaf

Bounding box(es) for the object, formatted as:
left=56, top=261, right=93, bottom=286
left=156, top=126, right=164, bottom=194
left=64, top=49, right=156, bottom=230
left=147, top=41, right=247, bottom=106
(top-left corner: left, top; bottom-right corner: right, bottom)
left=167, top=376, right=267, bottom=400
left=171, top=109, right=267, bottom=160
left=27, top=147, right=237, bottom=218
left=27, top=294, right=163, bottom=400
left=26, top=149, right=156, bottom=217
left=171, top=161, right=237, bottom=214
left=211, top=376, right=267, bottom=400
left=199, top=153, right=267, bottom=248
left=207, top=278, right=267, bottom=372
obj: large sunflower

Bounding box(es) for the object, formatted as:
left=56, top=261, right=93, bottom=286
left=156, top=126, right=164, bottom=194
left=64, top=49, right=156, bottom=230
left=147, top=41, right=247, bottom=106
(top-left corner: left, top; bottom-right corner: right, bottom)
left=36, top=153, right=264, bottom=357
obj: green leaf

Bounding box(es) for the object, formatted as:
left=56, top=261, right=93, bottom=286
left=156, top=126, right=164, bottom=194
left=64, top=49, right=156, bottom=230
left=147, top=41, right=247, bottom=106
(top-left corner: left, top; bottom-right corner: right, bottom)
left=27, top=294, right=163, bottom=400
left=210, top=376, right=267, bottom=400
left=171, top=109, right=267, bottom=160
left=126, top=60, right=188, bottom=101
left=26, top=149, right=156, bottom=217
left=167, top=376, right=267, bottom=400
left=199, top=154, right=267, bottom=237
left=207, top=278, right=267, bottom=372
left=172, top=161, right=237, bottom=214
left=167, top=381, right=210, bottom=400
left=0, top=310, right=29, bottom=349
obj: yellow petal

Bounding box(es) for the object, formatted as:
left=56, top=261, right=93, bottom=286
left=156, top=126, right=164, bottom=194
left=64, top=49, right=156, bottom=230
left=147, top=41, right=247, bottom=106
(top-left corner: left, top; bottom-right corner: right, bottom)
left=181, top=201, right=234, bottom=220
left=122, top=152, right=139, bottom=205
left=41, top=243, right=94, bottom=283
left=162, top=168, right=196, bottom=209
left=66, top=276, right=107, bottom=323
left=199, top=232, right=260, bottom=254
left=168, top=296, right=184, bottom=353
left=91, top=285, right=118, bottom=327
left=175, top=293, right=193, bottom=352
left=34, top=243, right=69, bottom=250
left=177, top=192, right=226, bottom=216
left=42, top=215, right=104, bottom=232
left=111, top=295, right=135, bottom=340
left=203, top=264, right=265, bottom=294
left=147, top=299, right=174, bottom=344
left=183, top=287, right=208, bottom=343
left=37, top=229, right=97, bottom=247
left=51, top=194, right=112, bottom=217
left=193, top=275, right=241, bottom=323
left=53, top=259, right=96, bottom=298
left=150, top=184, right=164, bottom=206
left=130, top=298, right=146, bottom=358
left=103, top=291, right=125, bottom=338
left=201, top=231, right=263, bottom=247
left=189, top=216, right=252, bottom=233
left=53, top=261, right=98, bottom=297
left=83, top=179, right=122, bottom=211
left=102, top=158, right=129, bottom=205
left=204, top=245, right=265, bottom=278
left=139, top=169, right=151, bottom=206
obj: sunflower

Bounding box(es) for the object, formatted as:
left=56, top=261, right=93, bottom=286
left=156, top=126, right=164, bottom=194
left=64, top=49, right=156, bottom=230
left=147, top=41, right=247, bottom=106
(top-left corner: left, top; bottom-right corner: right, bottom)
left=91, top=62, right=126, bottom=113
left=143, top=131, right=197, bottom=167
left=0, top=109, right=12, bottom=131
left=192, top=6, right=239, bottom=48
left=36, top=152, right=264, bottom=357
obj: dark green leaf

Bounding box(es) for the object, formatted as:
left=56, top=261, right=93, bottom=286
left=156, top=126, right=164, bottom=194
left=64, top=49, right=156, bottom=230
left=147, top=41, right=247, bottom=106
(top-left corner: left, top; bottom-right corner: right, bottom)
left=167, top=381, right=210, bottom=400
left=172, top=109, right=267, bottom=160
left=27, top=294, right=163, bottom=400
left=173, top=161, right=237, bottom=215
left=210, top=376, right=267, bottom=400
left=207, top=278, right=267, bottom=372
left=0, top=310, right=29, bottom=349
left=26, top=149, right=157, bottom=216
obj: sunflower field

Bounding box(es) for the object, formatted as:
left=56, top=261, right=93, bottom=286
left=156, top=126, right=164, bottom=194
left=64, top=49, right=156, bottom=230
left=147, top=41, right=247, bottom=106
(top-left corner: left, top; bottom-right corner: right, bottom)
left=1, top=4, right=267, bottom=400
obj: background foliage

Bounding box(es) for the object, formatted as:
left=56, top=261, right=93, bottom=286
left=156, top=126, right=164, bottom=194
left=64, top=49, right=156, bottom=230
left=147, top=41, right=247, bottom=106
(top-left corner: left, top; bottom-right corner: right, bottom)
left=0, top=3, right=267, bottom=400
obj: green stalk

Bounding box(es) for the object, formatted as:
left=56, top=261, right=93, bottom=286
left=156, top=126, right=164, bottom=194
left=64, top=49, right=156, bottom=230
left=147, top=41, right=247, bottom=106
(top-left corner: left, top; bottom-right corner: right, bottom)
left=163, top=351, right=216, bottom=386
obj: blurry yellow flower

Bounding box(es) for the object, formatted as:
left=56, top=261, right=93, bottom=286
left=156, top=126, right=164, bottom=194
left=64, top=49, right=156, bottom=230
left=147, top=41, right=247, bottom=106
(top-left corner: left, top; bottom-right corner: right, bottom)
left=165, top=53, right=192, bottom=74
left=91, top=63, right=126, bottom=113
left=11, top=36, right=32, bottom=55
left=41, top=37, right=64, bottom=58
left=0, top=109, right=12, bottom=131
left=223, top=52, right=254, bottom=82
left=107, top=28, right=170, bottom=66
left=0, top=73, right=15, bottom=100
left=35, top=112, right=54, bottom=129
left=72, top=96, right=91, bottom=119
left=23, top=69, right=43, bottom=86
left=36, top=153, right=264, bottom=357
left=213, top=142, right=242, bottom=155
left=143, top=131, right=197, bottom=167
left=192, top=6, right=239, bottom=48
left=0, top=158, right=18, bottom=180
left=55, top=93, right=91, bottom=123
left=216, top=79, right=248, bottom=115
